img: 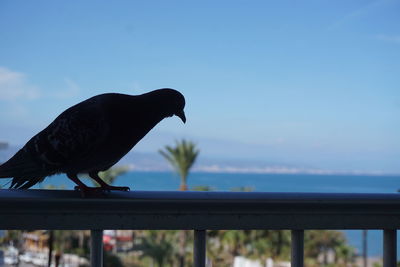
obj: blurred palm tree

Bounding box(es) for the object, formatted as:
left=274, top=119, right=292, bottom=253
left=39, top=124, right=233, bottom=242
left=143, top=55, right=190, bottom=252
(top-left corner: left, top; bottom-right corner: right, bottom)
left=334, top=243, right=356, bottom=266
left=305, top=230, right=348, bottom=266
left=138, top=230, right=174, bottom=267
left=159, top=140, right=199, bottom=267
left=159, top=139, right=199, bottom=191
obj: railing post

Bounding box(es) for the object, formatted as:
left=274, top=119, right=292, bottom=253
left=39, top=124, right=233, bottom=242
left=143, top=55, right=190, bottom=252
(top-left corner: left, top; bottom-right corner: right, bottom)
left=362, top=230, right=368, bottom=267
left=383, top=229, right=397, bottom=267
left=194, top=230, right=206, bottom=267
left=91, top=229, right=103, bottom=267
left=291, top=230, right=304, bottom=267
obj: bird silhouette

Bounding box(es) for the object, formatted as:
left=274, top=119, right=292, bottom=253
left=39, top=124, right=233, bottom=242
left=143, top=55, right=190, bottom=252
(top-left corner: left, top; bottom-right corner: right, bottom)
left=0, top=88, right=186, bottom=195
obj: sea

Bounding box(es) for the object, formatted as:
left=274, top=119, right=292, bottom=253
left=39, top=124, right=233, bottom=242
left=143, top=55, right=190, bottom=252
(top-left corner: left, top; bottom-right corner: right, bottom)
left=18, top=171, right=400, bottom=258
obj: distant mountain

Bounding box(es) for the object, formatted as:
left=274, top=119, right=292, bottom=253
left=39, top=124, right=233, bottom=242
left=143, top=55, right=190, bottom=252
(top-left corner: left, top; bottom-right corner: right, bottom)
left=0, top=144, right=320, bottom=174
left=0, top=144, right=396, bottom=176
left=118, top=151, right=367, bottom=175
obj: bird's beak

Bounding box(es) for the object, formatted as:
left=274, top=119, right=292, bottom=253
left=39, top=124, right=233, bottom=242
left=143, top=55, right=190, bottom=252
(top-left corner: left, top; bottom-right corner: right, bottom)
left=176, top=110, right=186, bottom=123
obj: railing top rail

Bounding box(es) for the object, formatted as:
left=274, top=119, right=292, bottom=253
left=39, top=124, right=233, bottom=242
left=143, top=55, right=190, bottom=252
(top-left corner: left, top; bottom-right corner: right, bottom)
left=1, top=189, right=400, bottom=201
left=1, top=190, right=399, bottom=230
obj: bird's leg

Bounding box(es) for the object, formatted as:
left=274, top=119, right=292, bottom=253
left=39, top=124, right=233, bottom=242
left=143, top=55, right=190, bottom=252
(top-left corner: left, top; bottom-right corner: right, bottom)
left=89, top=172, right=130, bottom=191
left=67, top=173, right=104, bottom=197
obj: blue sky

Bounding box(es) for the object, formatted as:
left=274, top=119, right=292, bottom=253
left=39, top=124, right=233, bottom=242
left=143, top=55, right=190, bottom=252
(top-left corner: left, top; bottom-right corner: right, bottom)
left=0, top=0, right=399, bottom=173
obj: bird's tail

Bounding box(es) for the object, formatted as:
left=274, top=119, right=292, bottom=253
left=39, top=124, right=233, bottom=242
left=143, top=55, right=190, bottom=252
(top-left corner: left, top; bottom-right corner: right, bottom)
left=0, top=149, right=46, bottom=189
left=0, top=149, right=39, bottom=178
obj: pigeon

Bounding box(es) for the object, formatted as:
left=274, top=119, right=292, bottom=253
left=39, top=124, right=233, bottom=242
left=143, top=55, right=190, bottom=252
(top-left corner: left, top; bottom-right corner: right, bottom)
left=0, top=88, right=186, bottom=194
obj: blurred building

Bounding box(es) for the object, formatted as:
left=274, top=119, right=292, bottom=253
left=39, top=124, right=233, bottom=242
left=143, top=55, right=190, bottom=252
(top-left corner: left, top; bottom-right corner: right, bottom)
left=22, top=231, right=48, bottom=252
left=0, top=142, right=8, bottom=150
left=103, top=230, right=134, bottom=252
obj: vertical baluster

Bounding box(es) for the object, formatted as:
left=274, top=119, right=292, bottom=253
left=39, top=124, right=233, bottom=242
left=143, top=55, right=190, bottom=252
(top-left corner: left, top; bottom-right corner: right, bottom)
left=91, top=229, right=103, bottom=267
left=194, top=230, right=206, bottom=267
left=291, top=230, right=304, bottom=267
left=362, top=230, right=368, bottom=267
left=383, top=229, right=397, bottom=267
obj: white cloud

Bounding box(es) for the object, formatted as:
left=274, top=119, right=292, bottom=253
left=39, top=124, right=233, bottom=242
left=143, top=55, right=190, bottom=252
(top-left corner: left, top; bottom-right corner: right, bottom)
left=376, top=34, right=400, bottom=44
left=0, top=67, right=40, bottom=100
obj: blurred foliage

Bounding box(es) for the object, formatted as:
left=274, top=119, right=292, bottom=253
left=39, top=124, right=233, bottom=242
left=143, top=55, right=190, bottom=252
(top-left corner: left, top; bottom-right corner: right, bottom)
left=41, top=184, right=66, bottom=190
left=0, top=226, right=357, bottom=266
left=191, top=185, right=215, bottom=191
left=122, top=229, right=354, bottom=267
left=159, top=139, right=199, bottom=191
left=104, top=250, right=124, bottom=267
left=137, top=230, right=174, bottom=267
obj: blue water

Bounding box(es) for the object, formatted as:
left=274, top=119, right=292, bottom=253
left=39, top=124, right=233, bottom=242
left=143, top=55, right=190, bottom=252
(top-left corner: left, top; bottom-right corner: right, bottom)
left=27, top=171, right=400, bottom=257
left=40, top=171, right=400, bottom=193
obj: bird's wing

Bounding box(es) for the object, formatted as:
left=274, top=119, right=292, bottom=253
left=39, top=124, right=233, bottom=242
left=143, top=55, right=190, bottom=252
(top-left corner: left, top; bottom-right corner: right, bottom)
left=28, top=99, right=110, bottom=170
left=0, top=97, right=109, bottom=188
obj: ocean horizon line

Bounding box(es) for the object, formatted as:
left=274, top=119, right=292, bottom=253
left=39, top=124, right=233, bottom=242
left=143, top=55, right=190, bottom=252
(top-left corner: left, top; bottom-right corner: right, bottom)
left=125, top=165, right=400, bottom=177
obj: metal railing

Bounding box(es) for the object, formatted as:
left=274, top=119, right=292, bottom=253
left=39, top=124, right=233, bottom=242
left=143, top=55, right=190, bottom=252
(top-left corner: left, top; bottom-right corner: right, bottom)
left=0, top=189, right=399, bottom=267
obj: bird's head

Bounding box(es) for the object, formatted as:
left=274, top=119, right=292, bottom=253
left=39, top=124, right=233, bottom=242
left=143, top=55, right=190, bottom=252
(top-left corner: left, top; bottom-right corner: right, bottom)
left=152, top=88, right=186, bottom=123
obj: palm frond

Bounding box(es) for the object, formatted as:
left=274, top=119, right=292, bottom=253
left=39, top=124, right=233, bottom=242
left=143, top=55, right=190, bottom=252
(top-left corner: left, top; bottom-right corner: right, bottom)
left=159, top=139, right=200, bottom=190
